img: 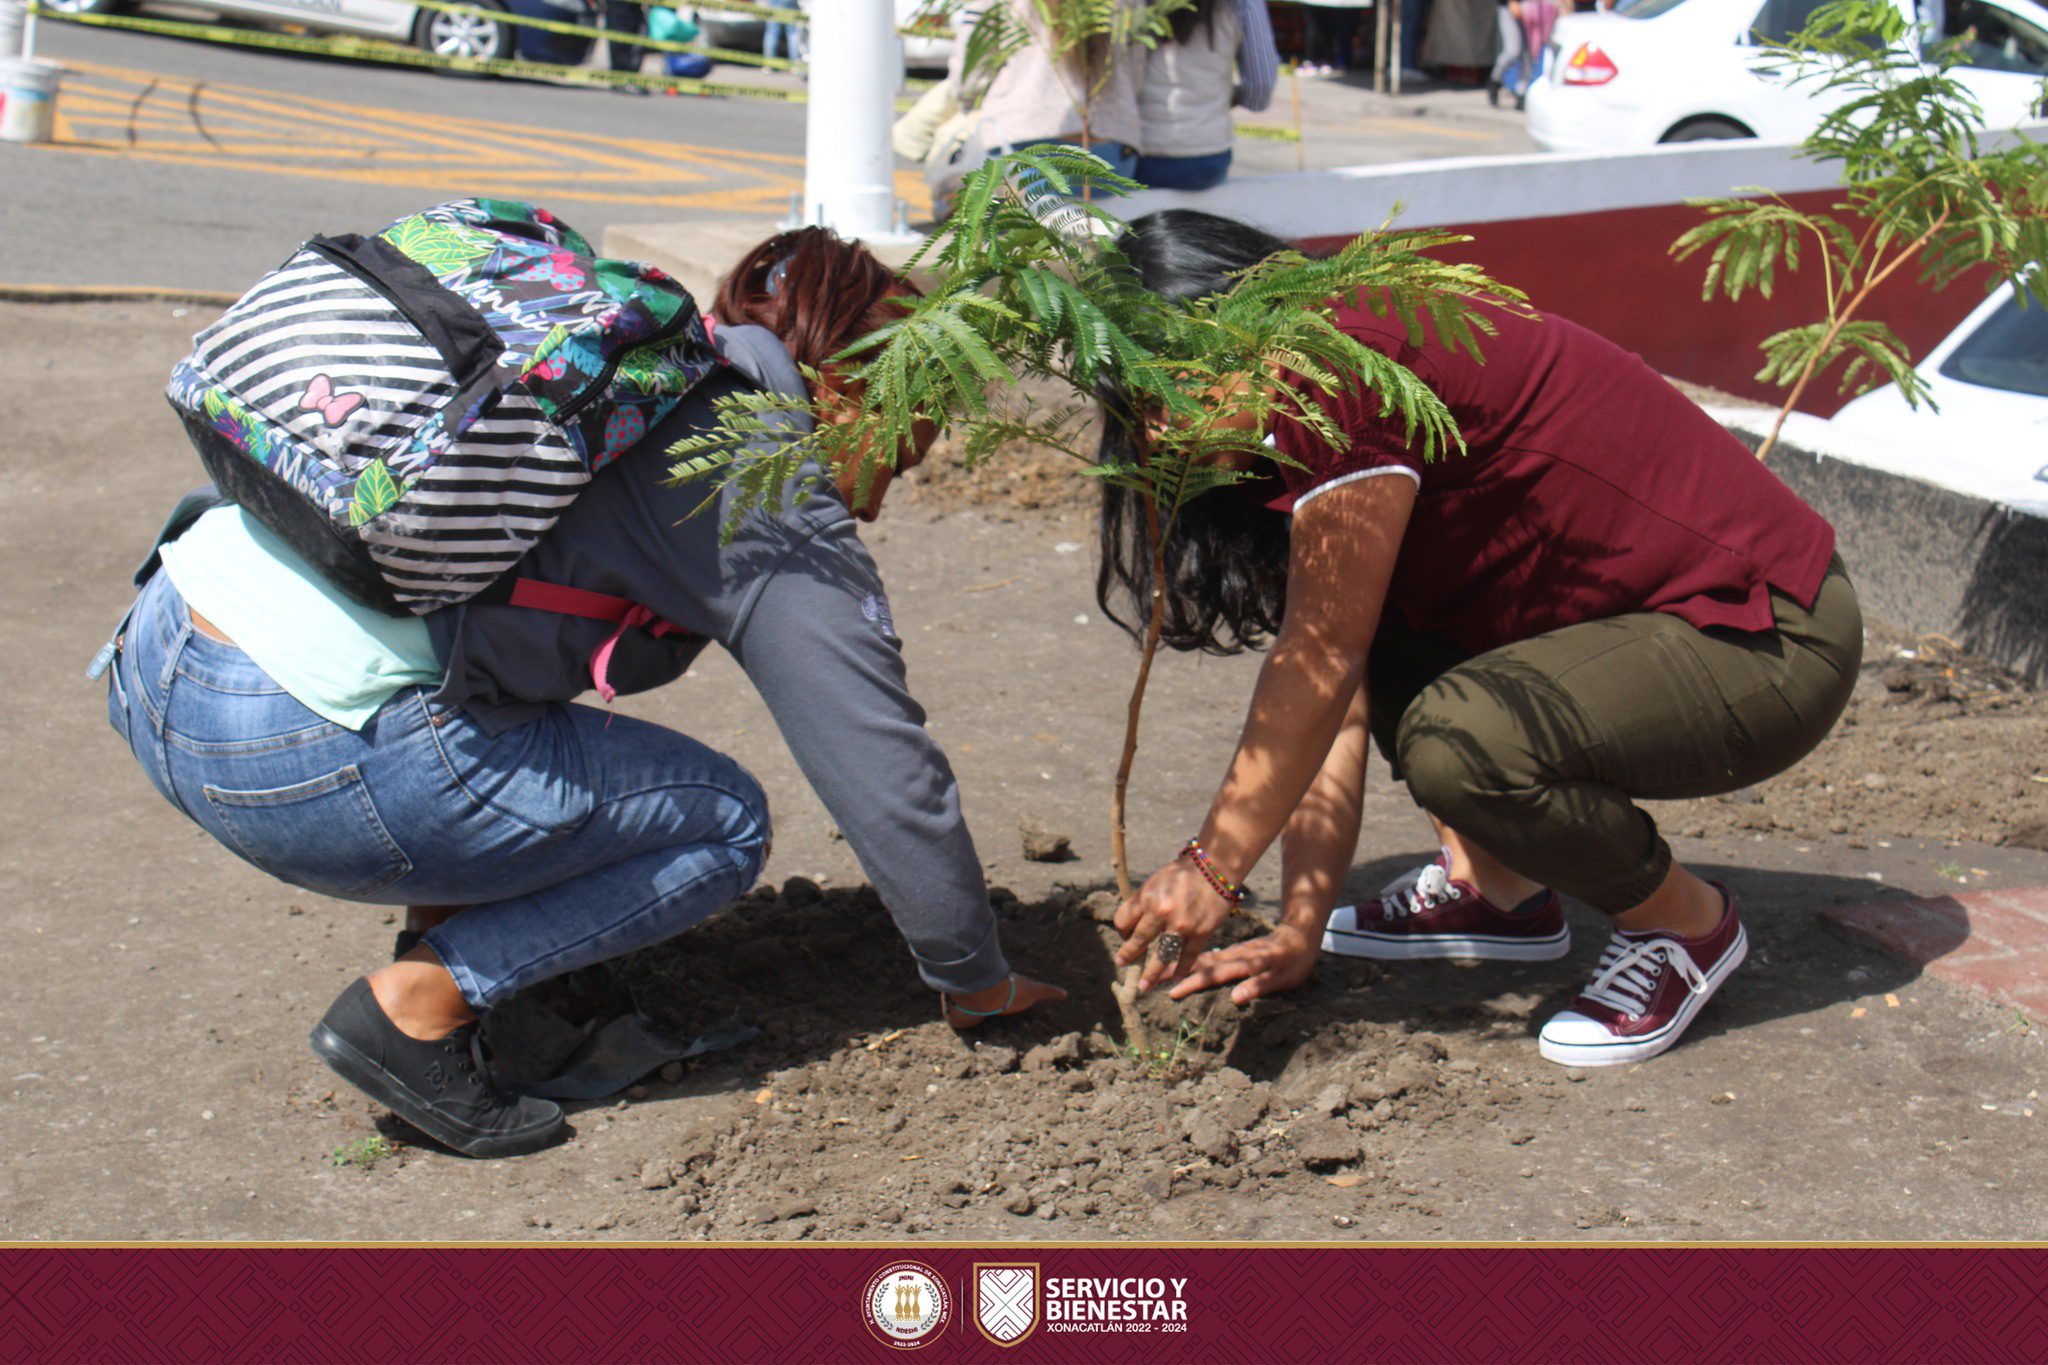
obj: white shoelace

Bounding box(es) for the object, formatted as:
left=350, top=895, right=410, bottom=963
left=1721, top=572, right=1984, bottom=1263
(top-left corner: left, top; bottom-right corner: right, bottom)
left=1581, top=933, right=1710, bottom=1019
left=1379, top=861, right=1463, bottom=921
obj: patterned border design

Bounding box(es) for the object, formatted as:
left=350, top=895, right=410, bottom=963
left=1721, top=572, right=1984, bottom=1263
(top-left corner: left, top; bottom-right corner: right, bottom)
left=1, top=1246, right=2044, bottom=1362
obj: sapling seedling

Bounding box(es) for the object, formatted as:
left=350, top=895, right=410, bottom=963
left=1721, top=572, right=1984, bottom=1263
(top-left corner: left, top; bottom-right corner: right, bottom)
left=1671, top=0, right=2047, bottom=461
left=669, top=5, right=1518, bottom=1052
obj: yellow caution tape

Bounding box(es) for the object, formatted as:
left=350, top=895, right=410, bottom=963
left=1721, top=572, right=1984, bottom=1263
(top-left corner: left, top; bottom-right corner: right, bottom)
left=668, top=0, right=804, bottom=21
left=30, top=5, right=809, bottom=98
left=582, top=0, right=954, bottom=42
left=400, top=0, right=803, bottom=71
left=1237, top=124, right=1304, bottom=143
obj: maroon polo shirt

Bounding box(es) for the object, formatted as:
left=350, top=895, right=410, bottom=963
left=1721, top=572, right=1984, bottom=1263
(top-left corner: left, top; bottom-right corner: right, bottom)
left=1268, top=296, right=1836, bottom=656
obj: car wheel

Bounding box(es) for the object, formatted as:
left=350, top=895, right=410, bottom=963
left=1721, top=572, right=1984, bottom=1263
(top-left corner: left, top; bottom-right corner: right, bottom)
left=413, top=0, right=511, bottom=63
left=1660, top=116, right=1755, bottom=143
left=37, top=0, right=129, bottom=14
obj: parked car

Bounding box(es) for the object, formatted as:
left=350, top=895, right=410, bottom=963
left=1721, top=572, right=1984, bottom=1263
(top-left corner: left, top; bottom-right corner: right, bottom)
left=43, top=0, right=512, bottom=57
left=1830, top=279, right=2048, bottom=493
left=690, top=0, right=955, bottom=70
left=1525, top=0, right=2048, bottom=150
left=40, top=0, right=514, bottom=59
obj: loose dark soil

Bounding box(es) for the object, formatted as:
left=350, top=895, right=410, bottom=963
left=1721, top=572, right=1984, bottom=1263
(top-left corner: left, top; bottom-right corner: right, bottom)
left=514, top=882, right=1517, bottom=1240
left=1670, top=624, right=2048, bottom=851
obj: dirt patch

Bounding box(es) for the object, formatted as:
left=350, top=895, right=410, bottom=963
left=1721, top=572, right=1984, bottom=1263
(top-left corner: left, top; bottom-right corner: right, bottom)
left=506, top=882, right=1524, bottom=1241
left=899, top=432, right=1100, bottom=517
left=1664, top=624, right=2048, bottom=851
left=895, top=374, right=1104, bottom=518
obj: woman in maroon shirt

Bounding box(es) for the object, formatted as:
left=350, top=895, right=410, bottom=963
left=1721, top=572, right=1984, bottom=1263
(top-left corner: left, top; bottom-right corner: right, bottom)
left=1103, top=211, right=1862, bottom=1067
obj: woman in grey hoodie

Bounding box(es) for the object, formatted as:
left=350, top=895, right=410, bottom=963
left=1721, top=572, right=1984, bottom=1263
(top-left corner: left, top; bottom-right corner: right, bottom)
left=102, top=229, right=1065, bottom=1158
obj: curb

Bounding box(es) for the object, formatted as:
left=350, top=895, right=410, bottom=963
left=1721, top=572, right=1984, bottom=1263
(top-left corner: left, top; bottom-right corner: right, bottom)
left=0, top=284, right=241, bottom=307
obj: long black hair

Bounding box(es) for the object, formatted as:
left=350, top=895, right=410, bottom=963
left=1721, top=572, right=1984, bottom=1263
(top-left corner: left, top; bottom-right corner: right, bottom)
left=1167, top=0, right=1223, bottom=42
left=1096, top=210, right=1297, bottom=657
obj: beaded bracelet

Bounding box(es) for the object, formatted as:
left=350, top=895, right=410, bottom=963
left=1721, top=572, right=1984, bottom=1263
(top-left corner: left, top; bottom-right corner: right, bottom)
left=1180, top=837, right=1246, bottom=911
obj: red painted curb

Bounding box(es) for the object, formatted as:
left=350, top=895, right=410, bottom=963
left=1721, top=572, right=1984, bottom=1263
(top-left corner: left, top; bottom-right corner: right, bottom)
left=1825, top=886, right=2048, bottom=1017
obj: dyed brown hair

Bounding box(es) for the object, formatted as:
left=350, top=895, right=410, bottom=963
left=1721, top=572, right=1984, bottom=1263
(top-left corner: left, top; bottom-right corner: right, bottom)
left=712, top=228, right=921, bottom=375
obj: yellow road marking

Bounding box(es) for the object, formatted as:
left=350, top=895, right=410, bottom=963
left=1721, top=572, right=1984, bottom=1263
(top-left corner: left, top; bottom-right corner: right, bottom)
left=36, top=55, right=906, bottom=214
left=43, top=94, right=161, bottom=113
left=1357, top=116, right=1501, bottom=143
left=106, top=56, right=811, bottom=172
left=57, top=112, right=193, bottom=129
left=60, top=132, right=608, bottom=165
left=44, top=138, right=789, bottom=210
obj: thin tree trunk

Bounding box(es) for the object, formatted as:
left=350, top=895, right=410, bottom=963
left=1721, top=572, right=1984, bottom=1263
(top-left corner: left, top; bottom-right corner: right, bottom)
left=1108, top=494, right=1168, bottom=1051
left=1758, top=210, right=1952, bottom=462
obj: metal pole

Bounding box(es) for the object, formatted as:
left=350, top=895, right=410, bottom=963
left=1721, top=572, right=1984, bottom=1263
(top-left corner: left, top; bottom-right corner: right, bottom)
left=802, top=0, right=913, bottom=243
left=1373, top=0, right=1391, bottom=93
left=1390, top=3, right=1403, bottom=94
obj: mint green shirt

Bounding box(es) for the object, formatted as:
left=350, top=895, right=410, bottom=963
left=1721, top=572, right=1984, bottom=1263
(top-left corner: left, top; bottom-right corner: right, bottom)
left=157, top=507, right=443, bottom=730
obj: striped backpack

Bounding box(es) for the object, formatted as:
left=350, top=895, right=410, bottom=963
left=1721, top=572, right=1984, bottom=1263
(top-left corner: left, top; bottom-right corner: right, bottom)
left=166, top=199, right=719, bottom=616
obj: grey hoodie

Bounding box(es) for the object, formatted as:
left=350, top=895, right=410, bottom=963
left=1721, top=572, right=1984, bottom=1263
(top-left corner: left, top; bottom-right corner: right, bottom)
left=426, top=325, right=1009, bottom=996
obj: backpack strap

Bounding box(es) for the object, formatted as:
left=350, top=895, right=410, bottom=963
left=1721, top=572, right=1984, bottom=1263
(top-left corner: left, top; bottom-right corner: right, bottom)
left=505, top=576, right=693, bottom=704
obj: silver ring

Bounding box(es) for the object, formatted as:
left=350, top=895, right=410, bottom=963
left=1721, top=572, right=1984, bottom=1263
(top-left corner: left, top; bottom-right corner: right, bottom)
left=1154, top=932, right=1184, bottom=966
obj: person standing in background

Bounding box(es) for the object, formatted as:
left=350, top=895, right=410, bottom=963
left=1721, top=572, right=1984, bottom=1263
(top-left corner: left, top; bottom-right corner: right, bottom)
left=1512, top=0, right=1560, bottom=106
left=1488, top=0, right=1524, bottom=104
left=1400, top=0, right=1429, bottom=82
left=604, top=0, right=650, bottom=78
left=1135, top=0, right=1280, bottom=192
left=1297, top=0, right=1363, bottom=76
left=942, top=0, right=1145, bottom=181
left=763, top=0, right=806, bottom=67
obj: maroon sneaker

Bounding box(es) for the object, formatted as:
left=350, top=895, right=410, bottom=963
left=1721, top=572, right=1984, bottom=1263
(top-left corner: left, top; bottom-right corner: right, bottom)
left=1539, top=888, right=1748, bottom=1067
left=1322, top=857, right=1569, bottom=962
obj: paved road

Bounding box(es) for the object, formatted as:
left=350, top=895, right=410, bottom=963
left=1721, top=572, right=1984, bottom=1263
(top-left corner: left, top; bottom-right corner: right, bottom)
left=1, top=23, right=825, bottom=291
left=2, top=20, right=1535, bottom=293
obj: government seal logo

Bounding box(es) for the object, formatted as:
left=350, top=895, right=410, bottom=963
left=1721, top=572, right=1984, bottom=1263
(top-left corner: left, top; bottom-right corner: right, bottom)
left=973, top=1263, right=1040, bottom=1346
left=862, top=1260, right=949, bottom=1349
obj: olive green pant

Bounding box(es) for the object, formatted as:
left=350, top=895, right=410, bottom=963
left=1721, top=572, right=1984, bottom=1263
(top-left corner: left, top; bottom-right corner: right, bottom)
left=1368, top=556, right=1862, bottom=915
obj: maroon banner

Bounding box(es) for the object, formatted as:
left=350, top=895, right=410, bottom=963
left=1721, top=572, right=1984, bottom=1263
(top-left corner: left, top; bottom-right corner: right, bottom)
left=3, top=1246, right=2045, bottom=1363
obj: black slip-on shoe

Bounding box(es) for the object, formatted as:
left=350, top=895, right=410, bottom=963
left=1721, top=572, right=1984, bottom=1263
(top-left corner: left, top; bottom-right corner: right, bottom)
left=309, top=977, right=565, bottom=1159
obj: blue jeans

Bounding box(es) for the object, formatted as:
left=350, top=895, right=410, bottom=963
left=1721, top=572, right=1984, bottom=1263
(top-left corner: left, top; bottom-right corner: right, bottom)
left=1401, top=0, right=1426, bottom=68
left=763, top=21, right=796, bottom=60
left=1027, top=137, right=1139, bottom=179
left=105, top=571, right=770, bottom=1012
left=1008, top=137, right=1140, bottom=209
left=1133, top=150, right=1233, bottom=192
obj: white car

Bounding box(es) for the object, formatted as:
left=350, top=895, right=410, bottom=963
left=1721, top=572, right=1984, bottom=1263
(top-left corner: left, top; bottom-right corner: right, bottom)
left=692, top=1, right=956, bottom=71
left=1526, top=0, right=2048, bottom=150
left=1830, top=280, right=2048, bottom=495
left=41, top=0, right=513, bottom=60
